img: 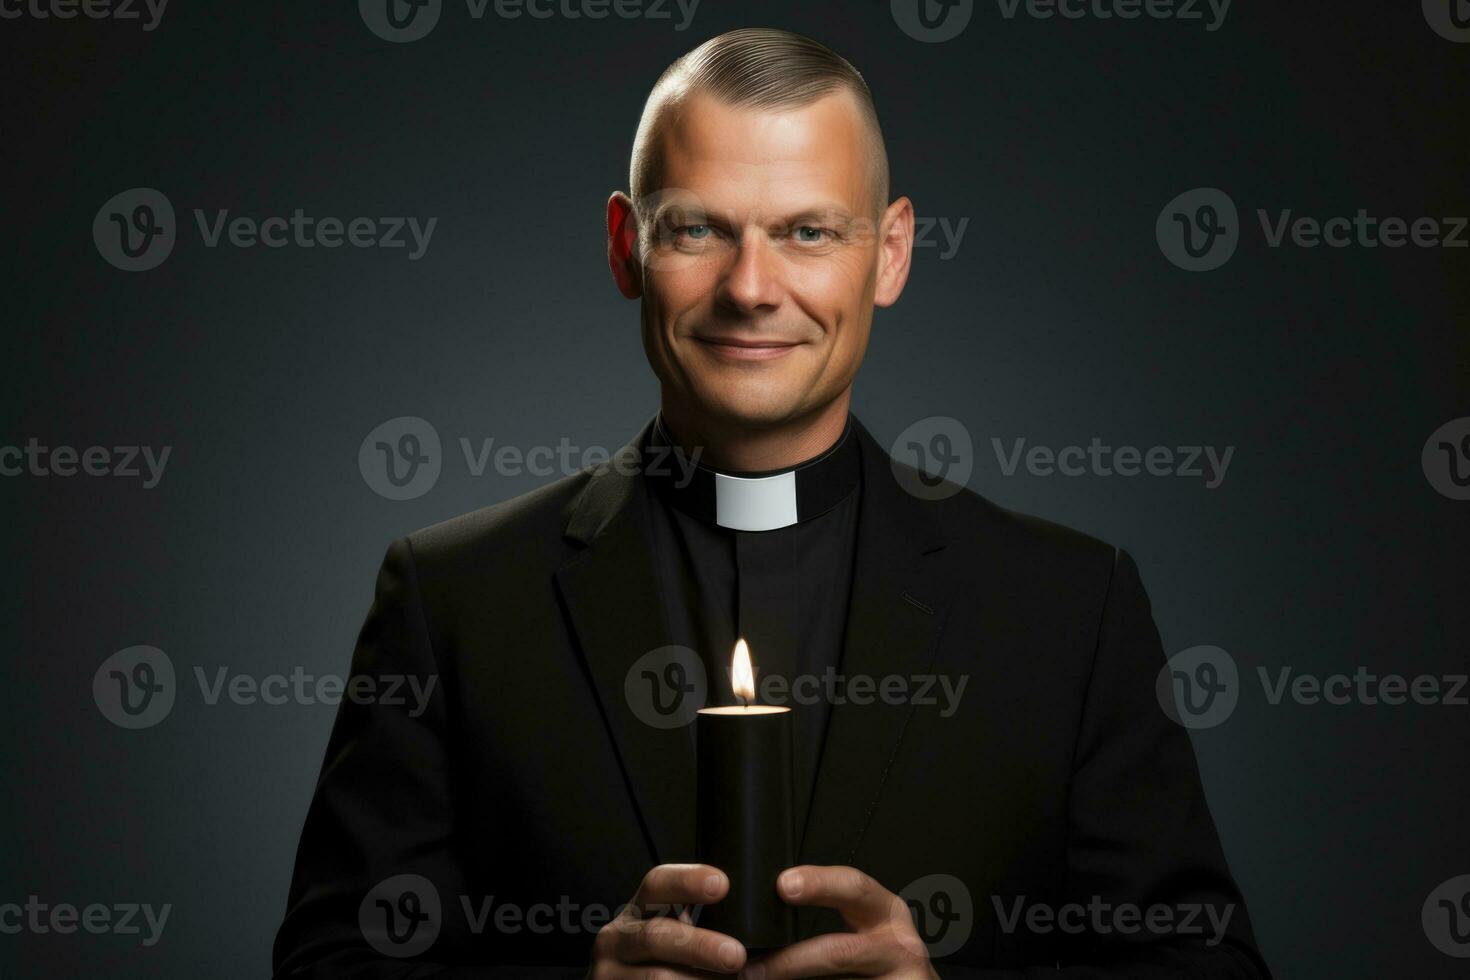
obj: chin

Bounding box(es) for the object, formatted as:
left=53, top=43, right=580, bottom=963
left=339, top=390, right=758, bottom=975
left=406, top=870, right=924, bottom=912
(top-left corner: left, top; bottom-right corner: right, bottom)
left=691, top=385, right=810, bottom=431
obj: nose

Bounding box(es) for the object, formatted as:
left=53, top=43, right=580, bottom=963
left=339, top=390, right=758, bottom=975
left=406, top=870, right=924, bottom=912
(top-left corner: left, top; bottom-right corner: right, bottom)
left=716, top=230, right=784, bottom=314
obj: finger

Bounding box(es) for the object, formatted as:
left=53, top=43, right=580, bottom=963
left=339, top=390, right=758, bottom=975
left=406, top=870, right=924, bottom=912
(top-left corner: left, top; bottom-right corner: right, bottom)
left=776, top=866, right=898, bottom=931
left=603, top=967, right=725, bottom=980
left=632, top=863, right=730, bottom=917
left=748, top=931, right=885, bottom=980
left=615, top=913, right=747, bottom=974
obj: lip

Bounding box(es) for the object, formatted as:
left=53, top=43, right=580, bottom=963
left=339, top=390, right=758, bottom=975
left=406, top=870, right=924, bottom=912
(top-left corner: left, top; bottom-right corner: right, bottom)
left=692, top=336, right=803, bottom=361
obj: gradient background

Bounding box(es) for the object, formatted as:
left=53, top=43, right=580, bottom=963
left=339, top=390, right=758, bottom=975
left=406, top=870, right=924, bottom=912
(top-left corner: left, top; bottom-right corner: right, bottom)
left=3, top=1, right=1468, bottom=977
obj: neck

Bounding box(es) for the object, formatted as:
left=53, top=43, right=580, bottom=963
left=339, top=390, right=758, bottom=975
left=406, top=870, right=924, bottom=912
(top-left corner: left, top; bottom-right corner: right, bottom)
left=660, top=390, right=852, bottom=472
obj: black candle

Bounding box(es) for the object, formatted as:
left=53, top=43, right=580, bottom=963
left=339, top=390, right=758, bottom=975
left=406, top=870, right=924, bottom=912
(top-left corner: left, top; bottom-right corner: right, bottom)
left=696, top=639, right=796, bottom=951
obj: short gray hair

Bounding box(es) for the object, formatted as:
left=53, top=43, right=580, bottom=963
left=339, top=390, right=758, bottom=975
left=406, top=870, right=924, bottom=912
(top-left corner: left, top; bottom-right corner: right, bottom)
left=629, top=28, right=890, bottom=215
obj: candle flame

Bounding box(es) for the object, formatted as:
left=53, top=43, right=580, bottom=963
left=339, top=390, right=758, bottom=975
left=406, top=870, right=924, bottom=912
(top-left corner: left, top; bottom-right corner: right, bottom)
left=731, top=638, right=756, bottom=705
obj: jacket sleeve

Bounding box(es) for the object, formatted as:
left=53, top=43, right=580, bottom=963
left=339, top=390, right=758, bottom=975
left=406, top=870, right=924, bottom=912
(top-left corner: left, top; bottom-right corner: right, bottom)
left=951, top=548, right=1270, bottom=979
left=273, top=538, right=571, bottom=978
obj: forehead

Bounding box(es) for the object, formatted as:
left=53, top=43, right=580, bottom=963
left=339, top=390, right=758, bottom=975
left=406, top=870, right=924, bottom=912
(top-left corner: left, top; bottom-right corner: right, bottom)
left=652, top=90, right=873, bottom=217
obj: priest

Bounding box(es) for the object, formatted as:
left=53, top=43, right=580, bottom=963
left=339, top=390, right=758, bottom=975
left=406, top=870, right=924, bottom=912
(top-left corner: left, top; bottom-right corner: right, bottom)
left=273, top=27, right=1271, bottom=980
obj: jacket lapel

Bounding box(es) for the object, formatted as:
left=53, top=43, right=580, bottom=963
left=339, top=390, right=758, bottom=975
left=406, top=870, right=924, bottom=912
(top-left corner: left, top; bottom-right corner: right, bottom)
left=554, top=421, right=697, bottom=866
left=798, top=420, right=954, bottom=891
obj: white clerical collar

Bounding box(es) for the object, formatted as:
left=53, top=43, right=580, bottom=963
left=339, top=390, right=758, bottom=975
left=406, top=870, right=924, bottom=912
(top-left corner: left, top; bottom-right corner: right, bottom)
left=644, top=415, right=861, bottom=532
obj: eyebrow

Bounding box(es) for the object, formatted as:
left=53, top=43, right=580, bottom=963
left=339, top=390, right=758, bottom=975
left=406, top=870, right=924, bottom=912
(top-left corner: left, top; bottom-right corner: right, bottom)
left=645, top=202, right=862, bottom=231
left=773, top=207, right=859, bottom=228
left=655, top=205, right=858, bottom=224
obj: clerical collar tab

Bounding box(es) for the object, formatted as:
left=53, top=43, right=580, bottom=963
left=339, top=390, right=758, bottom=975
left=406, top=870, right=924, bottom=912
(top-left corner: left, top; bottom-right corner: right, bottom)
left=712, top=470, right=799, bottom=531
left=645, top=415, right=861, bottom=531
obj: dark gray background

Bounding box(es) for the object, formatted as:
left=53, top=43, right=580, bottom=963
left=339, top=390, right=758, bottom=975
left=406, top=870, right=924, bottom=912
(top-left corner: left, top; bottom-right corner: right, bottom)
left=3, top=1, right=1467, bottom=977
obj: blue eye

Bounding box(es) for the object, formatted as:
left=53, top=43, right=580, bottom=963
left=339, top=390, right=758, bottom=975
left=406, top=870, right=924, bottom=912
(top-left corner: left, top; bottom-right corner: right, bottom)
left=795, top=226, right=825, bottom=242
left=683, top=225, right=711, bottom=239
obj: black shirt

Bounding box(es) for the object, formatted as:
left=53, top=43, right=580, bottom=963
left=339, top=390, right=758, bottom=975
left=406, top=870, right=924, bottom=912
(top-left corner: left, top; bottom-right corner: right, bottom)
left=642, top=421, right=862, bottom=840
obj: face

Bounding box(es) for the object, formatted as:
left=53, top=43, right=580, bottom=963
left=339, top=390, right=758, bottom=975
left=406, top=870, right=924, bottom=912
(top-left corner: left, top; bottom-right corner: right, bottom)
left=609, top=90, right=913, bottom=436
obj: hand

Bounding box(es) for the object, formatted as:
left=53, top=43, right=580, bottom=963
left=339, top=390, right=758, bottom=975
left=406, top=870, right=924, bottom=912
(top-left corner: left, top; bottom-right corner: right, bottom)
left=589, top=863, right=749, bottom=978
left=743, top=866, right=938, bottom=979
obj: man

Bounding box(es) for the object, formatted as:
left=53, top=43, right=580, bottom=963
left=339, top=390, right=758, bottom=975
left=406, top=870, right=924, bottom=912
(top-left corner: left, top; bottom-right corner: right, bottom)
left=274, top=28, right=1270, bottom=979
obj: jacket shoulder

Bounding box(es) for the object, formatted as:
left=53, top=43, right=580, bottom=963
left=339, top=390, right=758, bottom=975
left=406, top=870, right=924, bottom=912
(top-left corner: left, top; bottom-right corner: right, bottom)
left=400, top=467, right=594, bottom=569
left=916, top=480, right=1131, bottom=639
left=908, top=462, right=1121, bottom=578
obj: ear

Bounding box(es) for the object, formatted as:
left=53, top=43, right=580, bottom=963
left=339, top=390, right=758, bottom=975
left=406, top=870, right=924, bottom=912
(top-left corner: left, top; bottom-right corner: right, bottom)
left=873, top=196, right=915, bottom=308
left=607, top=191, right=642, bottom=299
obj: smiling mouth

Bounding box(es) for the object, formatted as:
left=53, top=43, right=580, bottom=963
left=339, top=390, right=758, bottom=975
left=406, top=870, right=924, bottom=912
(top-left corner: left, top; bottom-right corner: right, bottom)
left=692, top=336, right=803, bottom=361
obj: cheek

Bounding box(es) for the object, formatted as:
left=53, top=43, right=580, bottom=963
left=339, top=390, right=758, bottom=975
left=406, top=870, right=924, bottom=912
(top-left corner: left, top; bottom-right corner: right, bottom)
left=791, top=255, right=876, bottom=334
left=645, top=256, right=724, bottom=320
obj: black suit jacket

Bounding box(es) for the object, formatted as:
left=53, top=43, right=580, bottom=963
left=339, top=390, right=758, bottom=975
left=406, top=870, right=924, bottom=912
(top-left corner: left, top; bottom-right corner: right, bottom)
left=274, top=418, right=1269, bottom=978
